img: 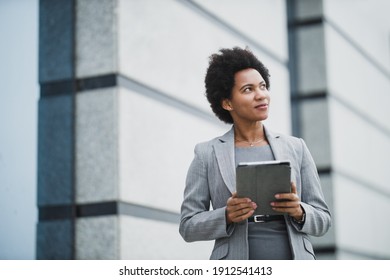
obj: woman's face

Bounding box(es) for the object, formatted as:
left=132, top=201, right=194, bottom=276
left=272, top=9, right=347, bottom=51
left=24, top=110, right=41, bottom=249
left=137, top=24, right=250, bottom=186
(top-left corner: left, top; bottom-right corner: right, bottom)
left=223, top=68, right=270, bottom=124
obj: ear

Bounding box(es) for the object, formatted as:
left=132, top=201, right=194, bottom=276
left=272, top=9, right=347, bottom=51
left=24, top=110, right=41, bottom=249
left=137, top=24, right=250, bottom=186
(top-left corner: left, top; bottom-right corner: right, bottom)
left=222, top=99, right=233, bottom=111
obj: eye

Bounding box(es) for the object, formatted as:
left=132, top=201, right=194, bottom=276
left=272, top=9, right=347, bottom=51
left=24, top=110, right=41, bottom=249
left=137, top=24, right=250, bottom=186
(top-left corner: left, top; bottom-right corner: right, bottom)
left=243, top=87, right=252, bottom=93
left=260, top=83, right=267, bottom=90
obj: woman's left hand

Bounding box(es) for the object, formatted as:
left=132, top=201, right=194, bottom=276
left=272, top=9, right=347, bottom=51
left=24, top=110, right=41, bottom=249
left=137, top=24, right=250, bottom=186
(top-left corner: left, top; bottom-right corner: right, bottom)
left=271, top=182, right=304, bottom=221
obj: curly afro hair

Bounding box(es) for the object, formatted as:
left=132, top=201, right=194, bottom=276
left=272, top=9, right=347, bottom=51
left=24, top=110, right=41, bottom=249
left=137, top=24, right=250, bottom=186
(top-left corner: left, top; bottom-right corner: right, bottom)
left=204, top=47, right=270, bottom=124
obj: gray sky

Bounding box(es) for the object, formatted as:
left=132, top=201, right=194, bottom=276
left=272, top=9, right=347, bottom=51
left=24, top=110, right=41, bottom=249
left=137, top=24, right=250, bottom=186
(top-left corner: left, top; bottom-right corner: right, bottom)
left=0, top=0, right=38, bottom=259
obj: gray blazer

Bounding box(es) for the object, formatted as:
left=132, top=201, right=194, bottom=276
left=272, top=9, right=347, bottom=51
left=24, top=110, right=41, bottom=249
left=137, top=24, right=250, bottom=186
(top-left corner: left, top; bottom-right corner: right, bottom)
left=179, top=126, right=331, bottom=260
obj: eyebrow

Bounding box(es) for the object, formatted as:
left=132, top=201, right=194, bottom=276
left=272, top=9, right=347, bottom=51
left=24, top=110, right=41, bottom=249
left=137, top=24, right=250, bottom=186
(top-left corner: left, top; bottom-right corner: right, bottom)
left=239, top=84, right=252, bottom=91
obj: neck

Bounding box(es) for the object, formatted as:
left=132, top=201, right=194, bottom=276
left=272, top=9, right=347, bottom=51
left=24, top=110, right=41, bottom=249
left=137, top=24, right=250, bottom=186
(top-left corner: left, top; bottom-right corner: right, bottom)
left=234, top=121, right=264, bottom=142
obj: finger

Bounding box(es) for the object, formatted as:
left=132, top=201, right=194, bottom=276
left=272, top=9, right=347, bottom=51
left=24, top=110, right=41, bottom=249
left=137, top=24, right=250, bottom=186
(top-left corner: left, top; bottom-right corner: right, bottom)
left=226, top=192, right=237, bottom=204
left=271, top=200, right=299, bottom=208
left=275, top=193, right=299, bottom=201
left=228, top=201, right=257, bottom=215
left=228, top=197, right=253, bottom=207
left=291, top=182, right=297, bottom=194
left=271, top=199, right=301, bottom=216
left=274, top=182, right=297, bottom=200
left=227, top=202, right=257, bottom=222
left=227, top=192, right=253, bottom=206
left=230, top=208, right=255, bottom=223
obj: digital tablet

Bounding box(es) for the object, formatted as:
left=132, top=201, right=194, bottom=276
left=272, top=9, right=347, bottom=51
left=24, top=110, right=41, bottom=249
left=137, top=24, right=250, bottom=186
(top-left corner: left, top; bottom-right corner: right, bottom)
left=236, top=160, right=291, bottom=216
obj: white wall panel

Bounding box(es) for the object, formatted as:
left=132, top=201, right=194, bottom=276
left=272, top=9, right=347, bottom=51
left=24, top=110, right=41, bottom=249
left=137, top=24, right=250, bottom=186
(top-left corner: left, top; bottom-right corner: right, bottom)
left=324, top=0, right=390, bottom=73
left=193, top=0, right=288, bottom=62
left=118, top=0, right=291, bottom=131
left=118, top=87, right=228, bottom=212
left=326, top=27, right=390, bottom=132
left=329, top=99, right=390, bottom=195
left=120, top=216, right=212, bottom=259
left=333, top=174, right=390, bottom=258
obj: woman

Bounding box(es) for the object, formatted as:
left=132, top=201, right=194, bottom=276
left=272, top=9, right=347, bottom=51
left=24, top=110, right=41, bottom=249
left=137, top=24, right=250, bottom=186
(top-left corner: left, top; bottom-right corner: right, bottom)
left=179, top=47, right=331, bottom=260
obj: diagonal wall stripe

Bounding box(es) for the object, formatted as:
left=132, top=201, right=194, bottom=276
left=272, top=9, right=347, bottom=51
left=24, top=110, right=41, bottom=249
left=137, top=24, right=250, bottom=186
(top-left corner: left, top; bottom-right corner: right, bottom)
left=177, top=0, right=287, bottom=66
left=40, top=73, right=221, bottom=125
left=39, top=201, right=180, bottom=224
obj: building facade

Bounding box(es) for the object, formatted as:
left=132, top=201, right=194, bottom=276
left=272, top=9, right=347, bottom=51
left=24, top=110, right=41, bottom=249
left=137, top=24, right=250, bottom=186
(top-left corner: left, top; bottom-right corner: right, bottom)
left=36, top=0, right=390, bottom=260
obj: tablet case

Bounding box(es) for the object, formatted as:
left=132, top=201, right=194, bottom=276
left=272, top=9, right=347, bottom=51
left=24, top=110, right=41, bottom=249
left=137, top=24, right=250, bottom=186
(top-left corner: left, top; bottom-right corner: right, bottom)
left=236, top=160, right=291, bottom=216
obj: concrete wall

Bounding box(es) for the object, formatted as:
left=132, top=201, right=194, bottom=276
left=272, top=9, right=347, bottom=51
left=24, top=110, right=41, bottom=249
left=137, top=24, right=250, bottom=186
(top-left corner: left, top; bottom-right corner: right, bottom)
left=37, top=0, right=292, bottom=259
left=324, top=0, right=390, bottom=259
left=5, top=0, right=388, bottom=260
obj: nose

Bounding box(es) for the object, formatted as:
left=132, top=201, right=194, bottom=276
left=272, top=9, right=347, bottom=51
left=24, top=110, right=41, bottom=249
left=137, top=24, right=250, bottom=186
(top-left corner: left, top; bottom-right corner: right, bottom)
left=255, top=87, right=267, bottom=100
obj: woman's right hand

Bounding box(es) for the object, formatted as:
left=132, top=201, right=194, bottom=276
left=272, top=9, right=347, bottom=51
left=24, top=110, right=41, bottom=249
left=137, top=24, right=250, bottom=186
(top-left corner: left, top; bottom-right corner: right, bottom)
left=226, top=192, right=257, bottom=224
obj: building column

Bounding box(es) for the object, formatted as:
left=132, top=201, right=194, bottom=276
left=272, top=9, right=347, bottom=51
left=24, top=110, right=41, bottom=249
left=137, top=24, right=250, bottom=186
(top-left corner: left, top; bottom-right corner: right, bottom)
left=37, top=0, right=77, bottom=259
left=37, top=0, right=215, bottom=260
left=286, top=0, right=336, bottom=258
left=37, top=0, right=181, bottom=259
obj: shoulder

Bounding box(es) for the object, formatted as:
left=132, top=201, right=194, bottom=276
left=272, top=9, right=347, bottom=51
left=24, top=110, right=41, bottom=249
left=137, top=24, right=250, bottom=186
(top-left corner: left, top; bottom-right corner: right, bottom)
left=265, top=127, right=308, bottom=160
left=279, top=134, right=304, bottom=150
left=194, top=127, right=233, bottom=152
left=193, top=135, right=222, bottom=156
left=266, top=128, right=303, bottom=147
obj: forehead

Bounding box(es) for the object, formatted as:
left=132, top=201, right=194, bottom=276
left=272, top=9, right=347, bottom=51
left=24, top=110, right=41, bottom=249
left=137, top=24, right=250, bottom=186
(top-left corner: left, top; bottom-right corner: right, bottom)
left=234, top=68, right=264, bottom=85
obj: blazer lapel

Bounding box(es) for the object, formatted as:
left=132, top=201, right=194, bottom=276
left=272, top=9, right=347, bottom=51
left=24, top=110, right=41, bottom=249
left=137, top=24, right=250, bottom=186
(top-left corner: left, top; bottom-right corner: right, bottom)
left=266, top=126, right=296, bottom=183
left=213, top=125, right=290, bottom=194
left=265, top=126, right=285, bottom=160
left=213, top=127, right=236, bottom=194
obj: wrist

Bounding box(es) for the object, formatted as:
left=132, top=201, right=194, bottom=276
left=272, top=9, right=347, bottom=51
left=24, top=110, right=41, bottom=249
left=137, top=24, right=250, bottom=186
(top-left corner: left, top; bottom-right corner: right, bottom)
left=292, top=206, right=306, bottom=224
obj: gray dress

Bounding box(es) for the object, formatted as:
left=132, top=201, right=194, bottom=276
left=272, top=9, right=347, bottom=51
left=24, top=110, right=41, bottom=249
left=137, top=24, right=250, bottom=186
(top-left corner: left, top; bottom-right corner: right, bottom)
left=235, top=145, right=293, bottom=260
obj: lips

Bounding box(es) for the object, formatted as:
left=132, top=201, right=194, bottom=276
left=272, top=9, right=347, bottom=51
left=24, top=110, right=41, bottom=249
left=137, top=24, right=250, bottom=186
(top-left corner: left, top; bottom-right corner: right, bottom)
left=255, top=103, right=268, bottom=109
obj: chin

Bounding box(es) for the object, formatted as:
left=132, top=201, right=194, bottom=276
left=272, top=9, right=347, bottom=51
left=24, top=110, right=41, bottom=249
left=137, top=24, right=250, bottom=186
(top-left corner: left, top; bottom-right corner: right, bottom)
left=257, top=114, right=269, bottom=121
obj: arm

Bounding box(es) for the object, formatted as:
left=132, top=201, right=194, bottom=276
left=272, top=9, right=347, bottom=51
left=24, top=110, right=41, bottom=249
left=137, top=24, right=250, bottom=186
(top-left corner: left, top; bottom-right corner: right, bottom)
left=179, top=144, right=232, bottom=242
left=271, top=139, right=331, bottom=236
left=179, top=144, right=257, bottom=242
left=296, top=138, right=332, bottom=236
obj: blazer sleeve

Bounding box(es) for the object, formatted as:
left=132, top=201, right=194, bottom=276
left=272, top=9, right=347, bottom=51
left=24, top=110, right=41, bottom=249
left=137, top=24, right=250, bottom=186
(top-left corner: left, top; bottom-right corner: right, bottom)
left=292, top=138, right=332, bottom=236
left=179, top=143, right=234, bottom=242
